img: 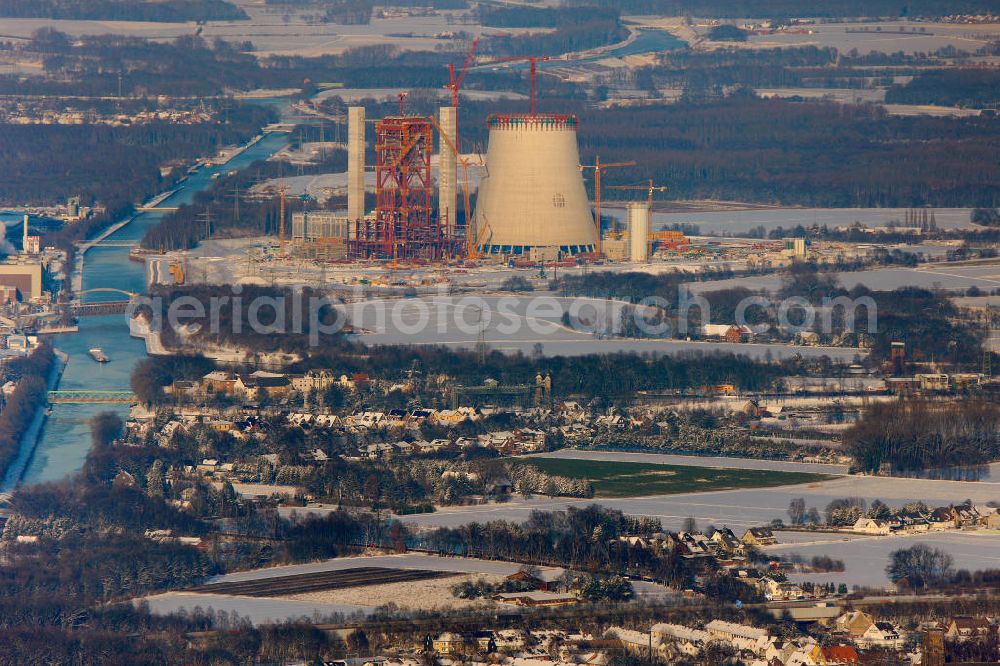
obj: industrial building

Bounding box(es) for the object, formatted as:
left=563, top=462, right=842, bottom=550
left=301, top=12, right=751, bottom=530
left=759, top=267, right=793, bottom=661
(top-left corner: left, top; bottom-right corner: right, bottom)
left=473, top=114, right=596, bottom=256
left=290, top=211, right=349, bottom=259
left=0, top=261, right=43, bottom=302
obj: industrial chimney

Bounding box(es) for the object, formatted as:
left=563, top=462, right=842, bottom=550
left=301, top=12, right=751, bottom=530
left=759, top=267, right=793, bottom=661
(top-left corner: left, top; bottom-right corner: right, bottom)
left=347, top=106, right=365, bottom=227
left=438, top=106, right=457, bottom=237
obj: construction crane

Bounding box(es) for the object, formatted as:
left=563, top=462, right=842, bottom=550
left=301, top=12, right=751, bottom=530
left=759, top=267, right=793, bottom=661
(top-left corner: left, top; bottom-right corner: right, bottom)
left=608, top=180, right=669, bottom=255
left=277, top=183, right=287, bottom=246
left=446, top=37, right=480, bottom=110
left=428, top=114, right=482, bottom=259
left=579, top=155, right=636, bottom=255
left=445, top=37, right=480, bottom=155
left=607, top=179, right=668, bottom=209
left=489, top=55, right=551, bottom=115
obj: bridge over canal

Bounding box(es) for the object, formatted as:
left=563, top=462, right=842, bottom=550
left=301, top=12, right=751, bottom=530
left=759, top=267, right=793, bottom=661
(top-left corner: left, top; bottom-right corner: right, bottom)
left=48, top=390, right=136, bottom=404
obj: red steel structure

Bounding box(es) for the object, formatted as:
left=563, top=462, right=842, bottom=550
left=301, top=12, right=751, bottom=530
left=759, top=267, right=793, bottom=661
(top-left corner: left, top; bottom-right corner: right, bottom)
left=350, top=116, right=461, bottom=260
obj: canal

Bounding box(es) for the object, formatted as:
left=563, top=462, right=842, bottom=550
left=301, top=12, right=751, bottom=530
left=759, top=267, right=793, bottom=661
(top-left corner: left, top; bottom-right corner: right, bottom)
left=18, top=129, right=291, bottom=485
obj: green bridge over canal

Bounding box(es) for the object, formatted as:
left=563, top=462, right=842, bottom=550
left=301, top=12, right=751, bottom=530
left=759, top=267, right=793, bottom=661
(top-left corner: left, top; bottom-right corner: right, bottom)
left=48, top=390, right=136, bottom=404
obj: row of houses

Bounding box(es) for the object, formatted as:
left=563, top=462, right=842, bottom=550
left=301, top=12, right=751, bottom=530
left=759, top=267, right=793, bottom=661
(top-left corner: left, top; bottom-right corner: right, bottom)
left=852, top=502, right=1000, bottom=535
left=613, top=619, right=863, bottom=665
left=616, top=526, right=777, bottom=558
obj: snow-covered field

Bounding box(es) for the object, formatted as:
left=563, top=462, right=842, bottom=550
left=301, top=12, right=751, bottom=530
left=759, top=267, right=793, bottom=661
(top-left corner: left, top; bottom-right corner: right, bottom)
left=773, top=530, right=1000, bottom=589
left=142, top=552, right=675, bottom=624
left=365, top=463, right=1000, bottom=534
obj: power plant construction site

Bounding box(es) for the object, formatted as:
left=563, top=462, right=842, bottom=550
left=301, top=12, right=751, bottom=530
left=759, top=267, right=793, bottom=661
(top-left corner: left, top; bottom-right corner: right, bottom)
left=148, top=93, right=681, bottom=295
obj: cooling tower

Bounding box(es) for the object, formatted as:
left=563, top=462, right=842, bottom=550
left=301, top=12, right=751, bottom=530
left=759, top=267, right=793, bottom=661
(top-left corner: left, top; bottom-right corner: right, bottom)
left=473, top=114, right=595, bottom=255
left=438, top=106, right=457, bottom=236
left=347, top=106, right=365, bottom=225
left=627, top=202, right=649, bottom=263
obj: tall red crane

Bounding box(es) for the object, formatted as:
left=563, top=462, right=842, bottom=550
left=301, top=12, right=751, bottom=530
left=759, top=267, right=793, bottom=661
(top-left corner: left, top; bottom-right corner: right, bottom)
left=489, top=55, right=551, bottom=115
left=444, top=37, right=480, bottom=153
left=446, top=37, right=480, bottom=109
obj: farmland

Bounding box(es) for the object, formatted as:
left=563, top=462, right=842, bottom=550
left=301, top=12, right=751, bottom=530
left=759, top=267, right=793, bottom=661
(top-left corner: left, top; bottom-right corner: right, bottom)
left=516, top=458, right=832, bottom=498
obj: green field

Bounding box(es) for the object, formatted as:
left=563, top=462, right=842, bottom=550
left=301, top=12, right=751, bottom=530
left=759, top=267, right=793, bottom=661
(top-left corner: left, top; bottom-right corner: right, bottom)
left=518, top=458, right=831, bottom=498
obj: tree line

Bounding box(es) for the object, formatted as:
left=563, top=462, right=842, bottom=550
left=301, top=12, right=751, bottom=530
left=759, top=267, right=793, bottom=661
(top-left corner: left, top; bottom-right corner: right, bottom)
left=0, top=344, right=55, bottom=481
left=886, top=68, right=1000, bottom=108
left=0, top=0, right=247, bottom=21
left=560, top=0, right=999, bottom=18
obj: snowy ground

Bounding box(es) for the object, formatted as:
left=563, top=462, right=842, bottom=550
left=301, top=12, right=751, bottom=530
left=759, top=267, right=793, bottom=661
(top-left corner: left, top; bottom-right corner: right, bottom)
left=142, top=552, right=675, bottom=624
left=772, top=530, right=1000, bottom=589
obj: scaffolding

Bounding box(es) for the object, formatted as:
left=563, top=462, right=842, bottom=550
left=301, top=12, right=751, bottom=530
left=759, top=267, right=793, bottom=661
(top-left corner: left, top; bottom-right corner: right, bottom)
left=349, top=116, right=462, bottom=260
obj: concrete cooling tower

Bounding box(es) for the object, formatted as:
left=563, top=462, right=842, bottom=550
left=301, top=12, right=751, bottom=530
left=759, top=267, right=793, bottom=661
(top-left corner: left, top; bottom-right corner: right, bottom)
left=473, top=114, right=595, bottom=256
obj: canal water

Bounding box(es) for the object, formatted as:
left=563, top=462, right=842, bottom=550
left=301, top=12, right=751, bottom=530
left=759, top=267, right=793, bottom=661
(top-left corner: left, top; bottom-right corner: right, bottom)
left=19, top=130, right=291, bottom=485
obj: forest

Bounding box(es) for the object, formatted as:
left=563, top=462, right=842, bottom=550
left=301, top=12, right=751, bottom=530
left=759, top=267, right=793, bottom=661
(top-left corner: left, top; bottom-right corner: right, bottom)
left=886, top=68, right=1000, bottom=108
left=0, top=345, right=55, bottom=481
left=0, top=0, right=247, bottom=21
left=1, top=103, right=274, bottom=207
left=845, top=400, right=1000, bottom=473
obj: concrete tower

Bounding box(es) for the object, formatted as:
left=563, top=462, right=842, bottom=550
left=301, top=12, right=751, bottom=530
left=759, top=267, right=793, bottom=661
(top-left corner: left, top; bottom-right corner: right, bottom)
left=438, top=106, right=457, bottom=236
left=627, top=202, right=649, bottom=262
left=473, top=114, right=595, bottom=255
left=347, top=106, right=366, bottom=226
left=22, top=214, right=28, bottom=252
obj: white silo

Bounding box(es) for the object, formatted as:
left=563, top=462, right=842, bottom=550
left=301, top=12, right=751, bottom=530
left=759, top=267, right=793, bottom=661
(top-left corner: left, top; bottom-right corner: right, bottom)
left=473, top=114, right=595, bottom=255
left=627, top=202, right=649, bottom=262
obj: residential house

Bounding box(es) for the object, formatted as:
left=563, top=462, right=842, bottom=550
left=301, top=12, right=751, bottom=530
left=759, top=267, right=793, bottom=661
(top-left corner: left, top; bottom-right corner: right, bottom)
left=761, top=577, right=806, bottom=602
left=741, top=527, right=777, bottom=546
left=834, top=611, right=876, bottom=639
left=676, top=532, right=718, bottom=559
left=515, top=428, right=546, bottom=451
left=251, top=371, right=293, bottom=399
left=953, top=502, right=981, bottom=527
left=929, top=507, right=959, bottom=530
left=982, top=509, right=1000, bottom=529
left=853, top=517, right=893, bottom=535
left=289, top=369, right=335, bottom=394
left=857, top=621, right=903, bottom=649
left=821, top=645, right=860, bottom=664
left=895, top=510, right=930, bottom=533
left=711, top=527, right=745, bottom=555
left=202, top=371, right=237, bottom=395
left=650, top=624, right=708, bottom=657
left=704, top=620, right=770, bottom=652
left=945, top=616, right=994, bottom=641
left=432, top=632, right=463, bottom=655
